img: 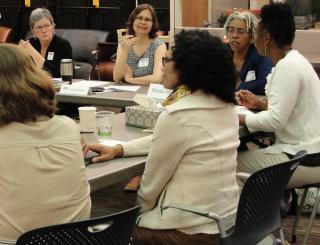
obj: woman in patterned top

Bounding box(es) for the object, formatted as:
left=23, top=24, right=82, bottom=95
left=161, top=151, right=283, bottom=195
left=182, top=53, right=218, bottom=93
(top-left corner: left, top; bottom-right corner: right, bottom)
left=113, top=4, right=167, bottom=85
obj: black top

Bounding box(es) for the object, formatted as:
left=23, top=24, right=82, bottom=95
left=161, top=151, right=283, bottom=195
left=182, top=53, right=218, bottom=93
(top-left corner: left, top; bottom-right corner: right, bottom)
left=29, top=35, right=72, bottom=78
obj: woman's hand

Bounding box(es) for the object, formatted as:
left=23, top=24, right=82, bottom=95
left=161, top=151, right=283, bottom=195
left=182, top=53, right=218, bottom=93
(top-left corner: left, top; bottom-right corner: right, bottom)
left=83, top=144, right=124, bottom=163
left=121, top=35, right=136, bottom=52
left=238, top=90, right=267, bottom=110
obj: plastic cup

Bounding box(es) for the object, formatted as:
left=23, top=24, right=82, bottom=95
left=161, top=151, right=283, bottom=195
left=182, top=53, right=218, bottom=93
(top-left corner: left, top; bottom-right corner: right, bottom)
left=96, top=111, right=115, bottom=137
left=78, top=106, right=97, bottom=132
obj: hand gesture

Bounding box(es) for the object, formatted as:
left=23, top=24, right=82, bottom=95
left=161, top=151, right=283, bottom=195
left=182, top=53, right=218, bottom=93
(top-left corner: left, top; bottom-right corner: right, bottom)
left=121, top=35, right=136, bottom=51
left=83, top=144, right=123, bottom=163
left=238, top=90, right=265, bottom=110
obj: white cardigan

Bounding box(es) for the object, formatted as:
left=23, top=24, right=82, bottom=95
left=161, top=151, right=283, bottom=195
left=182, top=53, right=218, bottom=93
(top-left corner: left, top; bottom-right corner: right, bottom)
left=246, top=50, right=320, bottom=155
left=123, top=91, right=240, bottom=235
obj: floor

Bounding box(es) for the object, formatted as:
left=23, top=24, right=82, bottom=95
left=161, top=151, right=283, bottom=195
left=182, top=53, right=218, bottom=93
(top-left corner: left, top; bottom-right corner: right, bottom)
left=90, top=180, right=320, bottom=245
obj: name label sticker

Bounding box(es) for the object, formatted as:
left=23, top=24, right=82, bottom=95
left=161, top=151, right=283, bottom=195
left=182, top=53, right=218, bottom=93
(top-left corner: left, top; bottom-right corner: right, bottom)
left=138, top=58, right=149, bottom=68
left=59, top=84, right=92, bottom=96
left=245, top=70, right=256, bottom=82
left=47, top=52, right=54, bottom=61
left=147, top=84, right=172, bottom=101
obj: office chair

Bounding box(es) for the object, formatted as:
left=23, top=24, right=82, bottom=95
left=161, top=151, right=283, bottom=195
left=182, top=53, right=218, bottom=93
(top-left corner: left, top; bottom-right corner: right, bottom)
left=290, top=152, right=320, bottom=245
left=163, top=151, right=307, bottom=245
left=74, top=61, right=93, bottom=80
left=16, top=206, right=140, bottom=245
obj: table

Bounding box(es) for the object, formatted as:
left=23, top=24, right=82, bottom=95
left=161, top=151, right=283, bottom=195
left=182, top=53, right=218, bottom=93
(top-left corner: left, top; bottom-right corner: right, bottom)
left=85, top=113, right=150, bottom=192
left=85, top=113, right=249, bottom=192
left=56, top=81, right=149, bottom=108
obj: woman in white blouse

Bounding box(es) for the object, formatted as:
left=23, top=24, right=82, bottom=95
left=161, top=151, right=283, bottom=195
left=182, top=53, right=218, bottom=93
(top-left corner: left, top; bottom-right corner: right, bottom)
left=237, top=2, right=320, bottom=187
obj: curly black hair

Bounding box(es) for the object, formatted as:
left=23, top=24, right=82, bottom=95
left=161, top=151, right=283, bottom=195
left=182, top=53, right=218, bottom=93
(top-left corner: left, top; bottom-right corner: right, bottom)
left=172, top=30, right=237, bottom=103
left=260, top=2, right=296, bottom=48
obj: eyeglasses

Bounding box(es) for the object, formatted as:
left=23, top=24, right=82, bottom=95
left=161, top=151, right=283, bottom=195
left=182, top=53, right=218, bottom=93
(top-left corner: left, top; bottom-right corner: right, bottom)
left=162, top=57, right=173, bottom=66
left=33, top=24, right=52, bottom=31
left=135, top=16, right=152, bottom=23
left=226, top=27, right=248, bottom=36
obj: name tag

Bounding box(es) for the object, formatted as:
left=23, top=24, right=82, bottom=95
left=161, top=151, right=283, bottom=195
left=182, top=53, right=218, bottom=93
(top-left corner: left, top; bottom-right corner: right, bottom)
left=59, top=84, right=92, bottom=96
left=147, top=84, right=172, bottom=101
left=245, top=70, right=256, bottom=82
left=138, top=58, right=149, bottom=68
left=47, top=52, right=54, bottom=60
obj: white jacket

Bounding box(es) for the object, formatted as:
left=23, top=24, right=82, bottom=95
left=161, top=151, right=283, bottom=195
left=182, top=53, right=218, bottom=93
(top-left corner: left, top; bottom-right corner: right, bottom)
left=123, top=90, right=240, bottom=235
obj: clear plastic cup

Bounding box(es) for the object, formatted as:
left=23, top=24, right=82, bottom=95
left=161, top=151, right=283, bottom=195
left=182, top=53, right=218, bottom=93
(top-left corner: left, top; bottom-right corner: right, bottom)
left=96, top=111, right=115, bottom=137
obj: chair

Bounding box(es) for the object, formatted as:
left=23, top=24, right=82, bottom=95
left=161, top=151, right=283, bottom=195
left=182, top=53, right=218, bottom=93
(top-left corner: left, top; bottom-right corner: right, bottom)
left=0, top=26, right=13, bottom=43
left=74, top=62, right=93, bottom=80
left=16, top=206, right=140, bottom=245
left=95, top=42, right=118, bottom=81
left=290, top=152, right=320, bottom=245
left=163, top=151, right=307, bottom=245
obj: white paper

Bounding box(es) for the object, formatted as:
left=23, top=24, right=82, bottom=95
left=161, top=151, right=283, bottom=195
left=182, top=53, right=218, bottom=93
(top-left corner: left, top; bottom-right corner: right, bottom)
left=147, top=84, right=172, bottom=101
left=73, top=80, right=112, bottom=87
left=99, top=139, right=124, bottom=146
left=235, top=106, right=254, bottom=116
left=59, top=84, right=91, bottom=96
left=105, top=85, right=140, bottom=92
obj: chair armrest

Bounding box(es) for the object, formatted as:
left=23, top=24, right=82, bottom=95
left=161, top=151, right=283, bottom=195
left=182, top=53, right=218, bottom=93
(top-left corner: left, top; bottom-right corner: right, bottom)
left=162, top=204, right=227, bottom=237
left=236, top=172, right=251, bottom=182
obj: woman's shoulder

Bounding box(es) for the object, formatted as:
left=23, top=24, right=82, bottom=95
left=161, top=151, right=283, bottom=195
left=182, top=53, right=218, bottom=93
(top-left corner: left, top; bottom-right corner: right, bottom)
left=151, top=38, right=166, bottom=49
left=53, top=35, right=71, bottom=47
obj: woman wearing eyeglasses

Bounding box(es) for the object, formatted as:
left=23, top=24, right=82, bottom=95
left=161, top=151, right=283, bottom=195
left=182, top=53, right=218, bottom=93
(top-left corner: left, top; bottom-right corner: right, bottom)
left=113, top=4, right=167, bottom=85
left=85, top=30, right=239, bottom=245
left=18, top=8, right=72, bottom=78
left=224, top=11, right=272, bottom=95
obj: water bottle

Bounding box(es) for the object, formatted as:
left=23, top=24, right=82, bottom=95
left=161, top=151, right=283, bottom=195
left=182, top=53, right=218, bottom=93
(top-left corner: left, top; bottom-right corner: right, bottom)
left=60, top=59, right=73, bottom=84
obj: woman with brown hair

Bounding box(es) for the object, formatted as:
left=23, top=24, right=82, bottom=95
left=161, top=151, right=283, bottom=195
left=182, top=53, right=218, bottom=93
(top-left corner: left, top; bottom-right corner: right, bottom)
left=113, top=4, right=167, bottom=85
left=0, top=44, right=90, bottom=243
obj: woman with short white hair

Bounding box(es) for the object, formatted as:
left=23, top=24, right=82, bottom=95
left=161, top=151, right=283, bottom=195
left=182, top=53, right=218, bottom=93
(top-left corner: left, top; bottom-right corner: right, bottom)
left=224, top=11, right=272, bottom=95
left=19, top=8, right=72, bottom=78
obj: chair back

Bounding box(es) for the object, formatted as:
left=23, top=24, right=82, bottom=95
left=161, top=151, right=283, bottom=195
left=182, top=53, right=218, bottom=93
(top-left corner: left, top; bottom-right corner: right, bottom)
left=0, top=26, right=13, bottom=43
left=16, top=206, right=140, bottom=245
left=223, top=151, right=306, bottom=245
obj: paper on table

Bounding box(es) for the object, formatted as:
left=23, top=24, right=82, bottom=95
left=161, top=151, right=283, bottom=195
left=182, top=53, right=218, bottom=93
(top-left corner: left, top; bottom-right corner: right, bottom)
left=99, top=139, right=124, bottom=146
left=105, top=85, right=140, bottom=92
left=235, top=106, right=254, bottom=116
left=72, top=80, right=112, bottom=87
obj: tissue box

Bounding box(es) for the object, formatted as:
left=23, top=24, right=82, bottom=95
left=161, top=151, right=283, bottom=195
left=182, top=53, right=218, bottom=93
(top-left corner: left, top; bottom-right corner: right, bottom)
left=125, top=106, right=164, bottom=129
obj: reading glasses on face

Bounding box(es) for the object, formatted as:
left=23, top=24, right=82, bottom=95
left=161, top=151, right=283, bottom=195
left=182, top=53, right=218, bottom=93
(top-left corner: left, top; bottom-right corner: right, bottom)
left=226, top=27, right=248, bottom=36
left=34, top=24, right=52, bottom=31
left=135, top=16, right=152, bottom=23
left=162, top=57, right=173, bottom=66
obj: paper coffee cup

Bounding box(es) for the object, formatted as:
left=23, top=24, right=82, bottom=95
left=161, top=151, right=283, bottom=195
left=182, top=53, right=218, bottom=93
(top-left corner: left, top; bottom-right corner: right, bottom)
left=78, top=106, right=97, bottom=132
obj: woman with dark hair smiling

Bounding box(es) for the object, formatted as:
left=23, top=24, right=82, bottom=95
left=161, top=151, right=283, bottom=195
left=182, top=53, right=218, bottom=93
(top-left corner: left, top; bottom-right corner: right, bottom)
left=85, top=30, right=239, bottom=245
left=113, top=4, right=167, bottom=85
left=237, top=3, right=320, bottom=188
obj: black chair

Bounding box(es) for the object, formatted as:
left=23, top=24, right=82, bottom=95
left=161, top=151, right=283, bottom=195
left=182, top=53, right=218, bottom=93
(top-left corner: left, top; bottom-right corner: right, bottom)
left=290, top=152, right=320, bottom=245
left=16, top=206, right=140, bottom=245
left=163, top=151, right=307, bottom=245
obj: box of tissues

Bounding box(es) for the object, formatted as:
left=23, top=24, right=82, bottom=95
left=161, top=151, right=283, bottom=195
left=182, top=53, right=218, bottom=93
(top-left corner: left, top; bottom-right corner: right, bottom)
left=125, top=94, right=164, bottom=129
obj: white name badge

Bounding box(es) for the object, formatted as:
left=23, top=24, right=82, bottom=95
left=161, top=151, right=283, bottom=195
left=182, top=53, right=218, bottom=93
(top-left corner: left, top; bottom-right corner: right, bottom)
left=138, top=58, right=149, bottom=68
left=147, top=84, right=172, bottom=101
left=59, top=84, right=92, bottom=96
left=47, top=52, right=54, bottom=60
left=245, top=70, right=256, bottom=82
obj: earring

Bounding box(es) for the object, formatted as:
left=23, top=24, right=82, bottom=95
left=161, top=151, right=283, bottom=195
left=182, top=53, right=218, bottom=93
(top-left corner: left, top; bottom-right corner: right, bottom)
left=264, top=44, right=268, bottom=56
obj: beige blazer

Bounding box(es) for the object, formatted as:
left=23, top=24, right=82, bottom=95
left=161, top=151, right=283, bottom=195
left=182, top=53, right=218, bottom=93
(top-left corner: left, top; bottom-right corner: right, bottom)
left=0, top=116, right=91, bottom=241
left=123, top=91, right=240, bottom=235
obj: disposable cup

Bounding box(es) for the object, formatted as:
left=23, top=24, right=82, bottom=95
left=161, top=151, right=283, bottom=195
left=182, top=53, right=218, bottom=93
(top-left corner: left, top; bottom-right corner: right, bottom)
left=78, top=106, right=97, bottom=132
left=96, top=111, right=115, bottom=137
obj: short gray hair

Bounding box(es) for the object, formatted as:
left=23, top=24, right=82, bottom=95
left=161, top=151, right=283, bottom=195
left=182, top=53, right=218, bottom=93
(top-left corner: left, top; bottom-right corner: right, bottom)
left=29, top=8, right=55, bottom=29
left=224, top=11, right=257, bottom=42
